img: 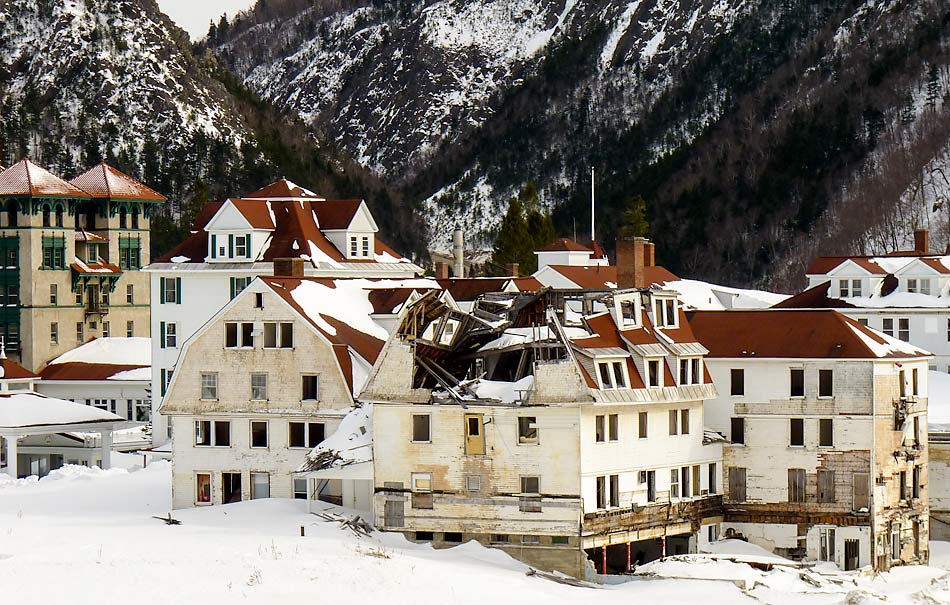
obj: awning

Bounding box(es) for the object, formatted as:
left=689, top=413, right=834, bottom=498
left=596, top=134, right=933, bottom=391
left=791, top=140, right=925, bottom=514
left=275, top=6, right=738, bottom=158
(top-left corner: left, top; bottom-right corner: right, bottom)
left=299, top=461, right=373, bottom=481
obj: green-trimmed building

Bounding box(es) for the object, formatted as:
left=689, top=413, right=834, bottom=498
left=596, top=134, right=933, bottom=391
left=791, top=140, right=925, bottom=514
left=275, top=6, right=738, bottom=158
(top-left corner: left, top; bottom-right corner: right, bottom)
left=0, top=159, right=166, bottom=371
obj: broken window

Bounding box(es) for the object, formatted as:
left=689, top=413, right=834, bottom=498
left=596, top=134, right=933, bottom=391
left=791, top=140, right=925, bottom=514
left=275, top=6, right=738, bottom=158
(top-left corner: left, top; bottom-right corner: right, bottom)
left=520, top=476, right=541, bottom=512
left=852, top=472, right=869, bottom=511
left=620, top=300, right=638, bottom=325
left=708, top=463, right=717, bottom=494
left=819, top=527, right=836, bottom=562
left=596, top=476, right=606, bottom=509
left=444, top=532, right=463, bottom=543
left=731, top=417, right=745, bottom=444
left=200, top=372, right=218, bottom=400
left=301, top=375, right=319, bottom=400
left=595, top=415, right=606, bottom=442
left=411, top=473, right=433, bottom=509
left=250, top=373, right=268, bottom=401
left=729, top=467, right=747, bottom=502
left=609, top=474, right=619, bottom=507
left=250, top=421, right=268, bottom=448
left=608, top=414, right=619, bottom=441
left=790, top=418, right=804, bottom=447
left=818, top=470, right=835, bottom=503
left=412, top=414, right=431, bottom=443
left=195, top=420, right=231, bottom=447
left=681, top=466, right=691, bottom=497
left=251, top=472, right=269, bottom=499
left=289, top=422, right=325, bottom=448
left=638, top=411, right=648, bottom=438
left=819, top=418, right=834, bottom=447
left=293, top=478, right=308, bottom=500
left=518, top=416, right=538, bottom=444
left=225, top=322, right=254, bottom=348
left=670, top=468, right=680, bottom=498
left=222, top=472, right=242, bottom=503
left=681, top=409, right=690, bottom=435
left=264, top=322, right=294, bottom=348
left=912, top=466, right=921, bottom=499
left=818, top=369, right=833, bottom=398
left=788, top=468, right=806, bottom=503
left=195, top=473, right=212, bottom=504
left=790, top=368, right=805, bottom=397
left=647, top=359, right=661, bottom=388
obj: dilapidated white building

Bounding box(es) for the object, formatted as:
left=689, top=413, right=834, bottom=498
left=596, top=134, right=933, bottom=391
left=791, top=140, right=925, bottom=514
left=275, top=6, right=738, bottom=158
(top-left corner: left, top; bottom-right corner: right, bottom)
left=161, top=268, right=435, bottom=509
left=691, top=309, right=931, bottom=570
left=364, top=275, right=724, bottom=578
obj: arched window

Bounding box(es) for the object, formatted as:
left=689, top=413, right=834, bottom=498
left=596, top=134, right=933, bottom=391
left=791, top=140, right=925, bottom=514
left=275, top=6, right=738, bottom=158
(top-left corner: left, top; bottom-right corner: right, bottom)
left=55, top=207, right=64, bottom=228
left=119, top=207, right=127, bottom=229
left=42, top=207, right=51, bottom=227
left=6, top=202, right=17, bottom=228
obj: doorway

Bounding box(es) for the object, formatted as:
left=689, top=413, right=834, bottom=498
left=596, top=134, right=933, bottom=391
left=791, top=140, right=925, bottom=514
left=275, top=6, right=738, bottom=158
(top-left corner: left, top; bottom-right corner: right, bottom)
left=844, top=539, right=860, bottom=570
left=222, top=472, right=242, bottom=503
left=464, top=414, right=485, bottom=455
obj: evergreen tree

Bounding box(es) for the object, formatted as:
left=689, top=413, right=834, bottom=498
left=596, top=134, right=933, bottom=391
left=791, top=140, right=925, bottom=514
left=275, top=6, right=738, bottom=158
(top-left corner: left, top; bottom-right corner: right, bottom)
left=927, top=64, right=942, bottom=111
left=490, top=183, right=556, bottom=274
left=618, top=194, right=650, bottom=238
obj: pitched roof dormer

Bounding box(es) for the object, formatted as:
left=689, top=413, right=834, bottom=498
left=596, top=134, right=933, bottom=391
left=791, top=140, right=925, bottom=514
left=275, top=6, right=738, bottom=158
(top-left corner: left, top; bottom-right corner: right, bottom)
left=314, top=200, right=379, bottom=260
left=205, top=198, right=275, bottom=263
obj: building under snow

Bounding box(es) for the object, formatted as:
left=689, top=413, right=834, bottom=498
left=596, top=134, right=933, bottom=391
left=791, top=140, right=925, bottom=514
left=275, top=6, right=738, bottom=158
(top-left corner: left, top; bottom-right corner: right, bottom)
left=363, top=272, right=724, bottom=578
left=145, top=179, right=423, bottom=444
left=691, top=309, right=931, bottom=570
left=160, top=265, right=436, bottom=509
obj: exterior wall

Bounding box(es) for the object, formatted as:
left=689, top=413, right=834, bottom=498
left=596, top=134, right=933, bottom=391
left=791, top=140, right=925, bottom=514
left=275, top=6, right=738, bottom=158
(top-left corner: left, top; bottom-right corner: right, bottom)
left=163, top=283, right=354, bottom=509
left=705, top=356, right=930, bottom=568
left=34, top=379, right=150, bottom=422
left=928, top=440, right=950, bottom=539
left=4, top=200, right=152, bottom=372
left=536, top=250, right=591, bottom=270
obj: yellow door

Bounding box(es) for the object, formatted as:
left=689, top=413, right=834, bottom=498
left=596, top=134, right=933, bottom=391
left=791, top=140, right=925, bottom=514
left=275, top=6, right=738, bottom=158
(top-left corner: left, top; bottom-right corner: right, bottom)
left=464, top=414, right=485, bottom=455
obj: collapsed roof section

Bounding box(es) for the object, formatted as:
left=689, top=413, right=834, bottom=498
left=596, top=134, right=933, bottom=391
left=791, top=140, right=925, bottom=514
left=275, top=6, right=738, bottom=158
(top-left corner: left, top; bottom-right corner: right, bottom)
left=361, top=285, right=718, bottom=407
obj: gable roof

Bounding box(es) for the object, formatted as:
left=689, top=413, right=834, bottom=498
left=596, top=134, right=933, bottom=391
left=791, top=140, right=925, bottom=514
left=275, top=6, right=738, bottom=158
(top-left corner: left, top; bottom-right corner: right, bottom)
left=312, top=199, right=364, bottom=230
left=545, top=265, right=679, bottom=290
left=40, top=337, right=150, bottom=381
left=0, top=159, right=89, bottom=198
left=0, top=358, right=39, bottom=379
left=689, top=309, right=928, bottom=359
left=69, top=162, right=166, bottom=202
left=536, top=238, right=594, bottom=253
left=216, top=198, right=276, bottom=230
left=244, top=179, right=325, bottom=201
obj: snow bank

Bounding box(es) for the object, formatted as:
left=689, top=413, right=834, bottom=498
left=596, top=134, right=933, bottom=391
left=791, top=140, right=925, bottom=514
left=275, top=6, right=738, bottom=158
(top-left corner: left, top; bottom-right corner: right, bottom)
left=47, top=337, right=151, bottom=366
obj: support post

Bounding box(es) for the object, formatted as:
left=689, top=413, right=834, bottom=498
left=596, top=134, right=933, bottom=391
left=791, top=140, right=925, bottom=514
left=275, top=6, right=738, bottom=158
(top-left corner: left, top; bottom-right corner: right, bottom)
left=99, top=428, right=113, bottom=470
left=4, top=435, right=18, bottom=478
left=601, top=545, right=607, bottom=575
left=661, top=535, right=667, bottom=559
left=626, top=542, right=632, bottom=573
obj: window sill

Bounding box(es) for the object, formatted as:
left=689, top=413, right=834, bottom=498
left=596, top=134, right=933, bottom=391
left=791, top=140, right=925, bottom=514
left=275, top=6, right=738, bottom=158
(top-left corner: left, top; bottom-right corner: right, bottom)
left=194, top=501, right=213, bottom=506
left=410, top=440, right=432, bottom=445
left=193, top=445, right=231, bottom=448
left=788, top=445, right=805, bottom=449
left=198, top=398, right=219, bottom=402
left=517, top=441, right=540, bottom=446
left=817, top=396, right=834, bottom=400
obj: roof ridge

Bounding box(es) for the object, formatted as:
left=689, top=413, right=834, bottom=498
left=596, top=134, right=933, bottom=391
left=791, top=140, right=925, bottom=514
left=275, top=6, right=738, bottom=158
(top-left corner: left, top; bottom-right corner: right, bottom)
left=23, top=158, right=33, bottom=194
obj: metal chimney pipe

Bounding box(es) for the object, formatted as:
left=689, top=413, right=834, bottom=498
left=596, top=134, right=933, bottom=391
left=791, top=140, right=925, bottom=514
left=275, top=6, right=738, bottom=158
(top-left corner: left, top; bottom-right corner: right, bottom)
left=453, top=225, right=464, bottom=278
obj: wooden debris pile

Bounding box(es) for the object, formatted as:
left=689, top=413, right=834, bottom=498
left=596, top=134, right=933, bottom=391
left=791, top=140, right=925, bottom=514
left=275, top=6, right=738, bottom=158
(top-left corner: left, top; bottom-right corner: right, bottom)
left=315, top=510, right=373, bottom=538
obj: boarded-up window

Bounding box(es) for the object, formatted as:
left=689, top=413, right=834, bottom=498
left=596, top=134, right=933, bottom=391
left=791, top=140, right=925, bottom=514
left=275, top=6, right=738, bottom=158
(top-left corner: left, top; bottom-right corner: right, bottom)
left=852, top=473, right=870, bottom=511
left=790, top=368, right=805, bottom=397
left=692, top=465, right=701, bottom=496
left=412, top=414, right=431, bottom=443
left=819, top=418, right=834, bottom=447
left=818, top=470, right=835, bottom=503
left=384, top=499, right=405, bottom=527
left=731, top=417, right=745, bottom=444
left=790, top=418, right=804, bottom=447
left=729, top=467, right=746, bottom=502
left=788, top=469, right=806, bottom=503
left=638, top=411, right=648, bottom=438
left=819, top=369, right=833, bottom=397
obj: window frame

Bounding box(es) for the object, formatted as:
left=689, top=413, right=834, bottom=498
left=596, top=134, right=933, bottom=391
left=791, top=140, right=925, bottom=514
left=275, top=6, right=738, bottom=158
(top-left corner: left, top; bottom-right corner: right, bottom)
left=250, top=420, right=269, bottom=449
left=789, top=417, right=805, bottom=447
left=789, top=367, right=805, bottom=398
left=301, top=374, right=320, bottom=401
left=200, top=372, right=219, bottom=401
left=250, top=372, right=268, bottom=401
left=194, top=419, right=230, bottom=447
left=518, top=416, right=539, bottom=445
left=647, top=358, right=662, bottom=388
left=819, top=418, right=834, bottom=448
left=411, top=413, right=431, bottom=443
left=730, top=368, right=744, bottom=396
left=818, top=369, right=834, bottom=398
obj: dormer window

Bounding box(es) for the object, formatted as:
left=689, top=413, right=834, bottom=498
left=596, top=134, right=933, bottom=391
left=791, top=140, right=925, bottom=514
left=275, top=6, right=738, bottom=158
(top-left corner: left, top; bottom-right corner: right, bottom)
left=653, top=298, right=678, bottom=328
left=350, top=236, right=358, bottom=257
left=596, top=359, right=628, bottom=390
left=614, top=294, right=640, bottom=328
left=679, top=358, right=703, bottom=385
left=646, top=359, right=662, bottom=388
left=235, top=235, right=248, bottom=258
left=839, top=279, right=862, bottom=297
left=907, top=278, right=931, bottom=295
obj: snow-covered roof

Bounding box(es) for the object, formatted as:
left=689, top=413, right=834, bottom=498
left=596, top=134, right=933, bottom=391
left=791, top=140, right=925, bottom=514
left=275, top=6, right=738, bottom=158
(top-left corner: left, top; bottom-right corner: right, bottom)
left=0, top=392, right=121, bottom=429
left=297, top=405, right=373, bottom=473
left=663, top=279, right=788, bottom=310
left=40, top=338, right=150, bottom=382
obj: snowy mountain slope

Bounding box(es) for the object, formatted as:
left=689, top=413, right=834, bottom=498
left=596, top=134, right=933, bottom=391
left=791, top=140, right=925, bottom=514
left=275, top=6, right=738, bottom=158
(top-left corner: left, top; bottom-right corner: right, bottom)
left=0, top=0, right=247, bottom=168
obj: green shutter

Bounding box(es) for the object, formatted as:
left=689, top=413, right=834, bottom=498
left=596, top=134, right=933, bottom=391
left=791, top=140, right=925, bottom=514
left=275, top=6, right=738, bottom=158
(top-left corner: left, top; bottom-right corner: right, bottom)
left=160, top=369, right=166, bottom=396
left=228, top=234, right=234, bottom=258
left=159, top=277, right=166, bottom=305
left=246, top=234, right=252, bottom=258
left=175, top=277, right=182, bottom=304
left=211, top=234, right=217, bottom=259
left=160, top=322, right=166, bottom=349
left=230, top=277, right=236, bottom=299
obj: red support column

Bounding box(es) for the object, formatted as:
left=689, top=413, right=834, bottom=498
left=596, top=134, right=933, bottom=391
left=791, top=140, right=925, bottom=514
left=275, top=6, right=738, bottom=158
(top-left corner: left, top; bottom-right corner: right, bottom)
left=661, top=536, right=667, bottom=559
left=626, top=542, right=632, bottom=572
left=602, top=545, right=607, bottom=574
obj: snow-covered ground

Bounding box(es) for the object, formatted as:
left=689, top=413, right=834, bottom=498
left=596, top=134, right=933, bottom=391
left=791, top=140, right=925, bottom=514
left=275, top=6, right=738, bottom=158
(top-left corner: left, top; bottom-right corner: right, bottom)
left=2, top=462, right=950, bottom=604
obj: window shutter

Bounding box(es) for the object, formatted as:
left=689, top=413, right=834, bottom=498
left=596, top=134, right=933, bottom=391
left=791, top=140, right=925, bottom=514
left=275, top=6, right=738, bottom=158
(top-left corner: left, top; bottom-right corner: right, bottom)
left=175, top=277, right=182, bottom=304
left=159, top=277, right=166, bottom=305
left=160, top=322, right=166, bottom=349
left=160, top=369, right=166, bottom=396
left=211, top=234, right=217, bottom=259
left=230, top=278, right=236, bottom=300
left=246, top=234, right=252, bottom=258
left=228, top=234, right=234, bottom=258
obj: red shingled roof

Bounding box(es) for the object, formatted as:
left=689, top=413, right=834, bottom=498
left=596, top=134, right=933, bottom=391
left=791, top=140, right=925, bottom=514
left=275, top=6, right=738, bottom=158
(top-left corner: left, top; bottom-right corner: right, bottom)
left=546, top=265, right=679, bottom=289
left=806, top=257, right=890, bottom=275
left=40, top=362, right=146, bottom=381
left=69, top=162, right=166, bottom=202
left=772, top=281, right=856, bottom=309
left=228, top=198, right=276, bottom=230
left=689, top=309, right=926, bottom=359
left=536, top=238, right=594, bottom=253
left=918, top=257, right=950, bottom=274
left=1, top=358, right=39, bottom=379
left=0, top=159, right=89, bottom=198
left=71, top=260, right=122, bottom=275
left=312, top=200, right=363, bottom=230
left=245, top=179, right=324, bottom=200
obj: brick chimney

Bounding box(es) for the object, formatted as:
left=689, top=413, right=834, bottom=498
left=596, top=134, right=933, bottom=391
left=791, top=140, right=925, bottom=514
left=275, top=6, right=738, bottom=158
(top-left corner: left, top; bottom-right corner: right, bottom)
left=644, top=242, right=655, bottom=267
left=914, top=229, right=930, bottom=254
left=616, top=237, right=646, bottom=289
left=274, top=258, right=305, bottom=277
left=506, top=263, right=519, bottom=277
left=435, top=262, right=450, bottom=279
